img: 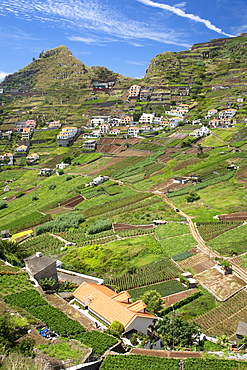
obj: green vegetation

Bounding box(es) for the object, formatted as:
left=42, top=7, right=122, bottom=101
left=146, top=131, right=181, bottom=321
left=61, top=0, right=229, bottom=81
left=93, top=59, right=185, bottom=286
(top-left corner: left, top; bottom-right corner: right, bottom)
left=100, top=355, right=179, bottom=370
left=207, top=223, right=247, bottom=255
left=197, top=221, right=243, bottom=241
left=35, top=212, right=85, bottom=235
left=105, top=259, right=181, bottom=290
left=129, top=279, right=186, bottom=299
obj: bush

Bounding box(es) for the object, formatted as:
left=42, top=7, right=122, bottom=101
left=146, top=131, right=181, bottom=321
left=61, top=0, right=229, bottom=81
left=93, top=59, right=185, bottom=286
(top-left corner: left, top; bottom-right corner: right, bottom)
left=36, top=212, right=85, bottom=235
left=15, top=191, right=25, bottom=198
left=87, top=219, right=112, bottom=235
left=48, top=184, right=56, bottom=190
left=0, top=201, right=7, bottom=210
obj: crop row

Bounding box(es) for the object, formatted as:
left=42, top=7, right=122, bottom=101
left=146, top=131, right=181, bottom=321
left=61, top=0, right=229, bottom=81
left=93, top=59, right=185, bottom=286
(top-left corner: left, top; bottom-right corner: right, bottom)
left=105, top=259, right=180, bottom=291
left=100, top=355, right=179, bottom=370
left=195, top=290, right=247, bottom=332
left=0, top=272, right=33, bottom=296
left=4, top=289, right=117, bottom=355
left=172, top=250, right=194, bottom=262
left=21, top=234, right=65, bottom=256
left=129, top=279, right=186, bottom=299
left=100, top=355, right=247, bottom=370
left=167, top=171, right=235, bottom=198
left=82, top=192, right=153, bottom=218
left=196, top=221, right=242, bottom=241
left=1, top=211, right=52, bottom=234
left=117, top=228, right=154, bottom=237
left=96, top=196, right=161, bottom=218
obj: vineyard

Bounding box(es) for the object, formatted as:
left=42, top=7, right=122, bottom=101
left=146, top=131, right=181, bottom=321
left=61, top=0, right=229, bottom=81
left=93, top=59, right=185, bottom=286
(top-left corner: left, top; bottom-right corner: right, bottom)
left=207, top=224, right=247, bottom=256
left=196, top=221, right=243, bottom=241
left=21, top=233, right=65, bottom=256
left=184, top=358, right=247, bottom=369
left=0, top=271, right=33, bottom=296
left=100, top=355, right=247, bottom=370
left=105, top=259, right=181, bottom=291
left=57, top=229, right=118, bottom=247
left=129, top=279, right=187, bottom=299
left=4, top=289, right=117, bottom=355
left=172, top=250, right=195, bottom=262
left=99, top=355, right=179, bottom=370
left=195, top=290, right=247, bottom=337
left=82, top=192, right=153, bottom=218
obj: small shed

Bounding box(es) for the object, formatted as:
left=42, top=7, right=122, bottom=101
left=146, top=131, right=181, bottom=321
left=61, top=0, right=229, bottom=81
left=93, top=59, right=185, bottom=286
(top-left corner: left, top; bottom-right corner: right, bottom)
left=1, top=230, right=11, bottom=239
left=24, top=252, right=58, bottom=282
left=236, top=322, right=247, bottom=341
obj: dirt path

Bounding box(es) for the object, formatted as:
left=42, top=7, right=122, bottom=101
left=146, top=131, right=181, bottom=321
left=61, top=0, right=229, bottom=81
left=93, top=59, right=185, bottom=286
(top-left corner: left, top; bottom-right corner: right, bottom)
left=153, top=191, right=218, bottom=258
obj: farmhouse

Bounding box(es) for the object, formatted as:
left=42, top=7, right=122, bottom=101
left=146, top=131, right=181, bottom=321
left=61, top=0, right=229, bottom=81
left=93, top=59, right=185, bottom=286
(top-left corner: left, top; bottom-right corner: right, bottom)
left=73, top=282, right=156, bottom=334
left=24, top=252, right=58, bottom=282
left=38, top=168, right=55, bottom=176
left=90, top=175, right=109, bottom=186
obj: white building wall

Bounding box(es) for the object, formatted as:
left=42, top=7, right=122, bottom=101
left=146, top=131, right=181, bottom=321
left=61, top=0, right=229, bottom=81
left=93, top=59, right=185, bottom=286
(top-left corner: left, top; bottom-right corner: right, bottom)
left=125, top=316, right=155, bottom=335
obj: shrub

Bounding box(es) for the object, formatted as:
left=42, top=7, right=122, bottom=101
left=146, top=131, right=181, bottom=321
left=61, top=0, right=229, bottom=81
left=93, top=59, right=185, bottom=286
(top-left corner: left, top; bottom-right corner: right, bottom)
left=87, top=219, right=112, bottom=235
left=48, top=184, right=56, bottom=190
left=0, top=201, right=7, bottom=210
left=15, top=191, right=25, bottom=198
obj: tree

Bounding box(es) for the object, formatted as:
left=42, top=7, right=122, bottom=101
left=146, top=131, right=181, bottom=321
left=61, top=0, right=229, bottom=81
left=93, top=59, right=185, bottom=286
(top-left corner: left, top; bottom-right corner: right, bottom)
left=155, top=315, right=201, bottom=349
left=141, top=290, right=163, bottom=314
left=0, top=200, right=7, bottom=209
left=186, top=190, right=200, bottom=203
left=62, top=155, right=72, bottom=164
left=109, top=321, right=124, bottom=336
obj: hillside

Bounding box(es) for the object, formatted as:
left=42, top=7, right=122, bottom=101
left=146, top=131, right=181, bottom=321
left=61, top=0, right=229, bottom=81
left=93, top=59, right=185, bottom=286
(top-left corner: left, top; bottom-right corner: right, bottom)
left=1, top=34, right=247, bottom=367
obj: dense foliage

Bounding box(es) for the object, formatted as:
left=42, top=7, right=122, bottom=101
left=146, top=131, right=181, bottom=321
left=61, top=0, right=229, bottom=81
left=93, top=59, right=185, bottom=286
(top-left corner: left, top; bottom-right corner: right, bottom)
left=36, top=212, right=85, bottom=234
left=155, top=315, right=201, bottom=349
left=87, top=219, right=112, bottom=234
left=99, top=355, right=179, bottom=370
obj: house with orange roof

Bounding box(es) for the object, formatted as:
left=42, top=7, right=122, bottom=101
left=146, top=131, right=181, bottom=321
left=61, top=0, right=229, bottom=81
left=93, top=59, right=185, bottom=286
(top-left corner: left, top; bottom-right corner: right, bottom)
left=21, top=127, right=32, bottom=140
left=15, top=145, right=29, bottom=153
left=0, top=153, right=13, bottom=165
left=73, top=282, right=156, bottom=334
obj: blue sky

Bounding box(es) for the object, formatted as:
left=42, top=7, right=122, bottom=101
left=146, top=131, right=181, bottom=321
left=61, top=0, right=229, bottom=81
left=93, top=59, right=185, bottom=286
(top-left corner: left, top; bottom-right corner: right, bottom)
left=0, top=0, right=247, bottom=80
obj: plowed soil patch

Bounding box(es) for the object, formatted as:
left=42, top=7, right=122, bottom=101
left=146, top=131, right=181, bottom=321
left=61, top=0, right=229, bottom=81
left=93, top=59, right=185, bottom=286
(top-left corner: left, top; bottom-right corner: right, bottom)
left=218, top=212, right=247, bottom=221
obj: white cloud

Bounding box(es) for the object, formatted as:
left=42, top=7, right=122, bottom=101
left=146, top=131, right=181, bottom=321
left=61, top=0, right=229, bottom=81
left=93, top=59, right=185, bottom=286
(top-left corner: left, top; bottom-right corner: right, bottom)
left=68, top=36, right=98, bottom=44
left=126, top=60, right=148, bottom=65
left=0, top=0, right=190, bottom=47
left=137, top=0, right=235, bottom=37
left=0, top=71, right=11, bottom=81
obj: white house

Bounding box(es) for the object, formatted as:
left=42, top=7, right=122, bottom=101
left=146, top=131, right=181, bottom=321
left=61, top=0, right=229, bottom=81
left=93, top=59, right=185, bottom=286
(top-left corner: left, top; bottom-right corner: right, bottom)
left=128, top=85, right=141, bottom=98
left=207, top=109, right=218, bottom=117
left=169, top=116, right=183, bottom=129
left=128, top=126, right=140, bottom=137
left=90, top=116, right=109, bottom=128
left=190, top=126, right=210, bottom=138
left=219, top=109, right=237, bottom=119
left=56, top=162, right=70, bottom=170
left=73, top=282, right=156, bottom=335
left=139, top=113, right=155, bottom=124
left=99, top=124, right=109, bottom=134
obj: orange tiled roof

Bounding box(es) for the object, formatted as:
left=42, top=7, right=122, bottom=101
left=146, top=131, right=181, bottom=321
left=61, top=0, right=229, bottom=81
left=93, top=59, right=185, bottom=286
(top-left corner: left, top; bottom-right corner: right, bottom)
left=73, top=282, right=155, bottom=329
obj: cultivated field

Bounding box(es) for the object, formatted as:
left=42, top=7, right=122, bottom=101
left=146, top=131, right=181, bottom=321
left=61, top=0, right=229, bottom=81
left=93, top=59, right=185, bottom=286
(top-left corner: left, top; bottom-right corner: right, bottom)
left=195, top=267, right=246, bottom=301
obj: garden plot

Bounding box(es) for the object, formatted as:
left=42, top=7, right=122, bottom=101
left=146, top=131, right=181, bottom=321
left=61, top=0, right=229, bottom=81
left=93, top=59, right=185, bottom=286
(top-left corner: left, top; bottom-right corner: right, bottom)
left=195, top=267, right=246, bottom=301
left=60, top=194, right=85, bottom=208
left=195, top=290, right=247, bottom=338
